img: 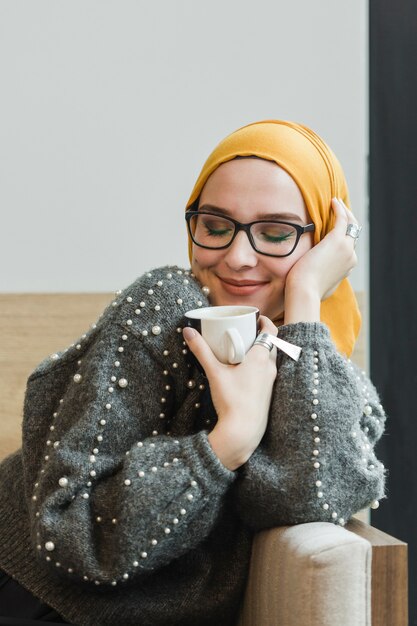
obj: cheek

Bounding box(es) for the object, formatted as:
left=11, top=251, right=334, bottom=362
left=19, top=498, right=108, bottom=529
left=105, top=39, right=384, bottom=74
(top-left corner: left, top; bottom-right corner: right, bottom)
left=267, top=248, right=308, bottom=282
left=191, top=247, right=220, bottom=271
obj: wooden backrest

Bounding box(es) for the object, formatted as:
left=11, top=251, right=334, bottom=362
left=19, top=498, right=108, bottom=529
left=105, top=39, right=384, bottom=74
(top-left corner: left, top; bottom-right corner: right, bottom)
left=0, top=292, right=365, bottom=460
left=0, top=293, right=112, bottom=459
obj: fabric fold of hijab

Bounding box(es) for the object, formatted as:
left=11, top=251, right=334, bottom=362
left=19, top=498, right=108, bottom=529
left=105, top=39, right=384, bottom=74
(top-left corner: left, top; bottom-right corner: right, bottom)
left=185, top=119, right=361, bottom=357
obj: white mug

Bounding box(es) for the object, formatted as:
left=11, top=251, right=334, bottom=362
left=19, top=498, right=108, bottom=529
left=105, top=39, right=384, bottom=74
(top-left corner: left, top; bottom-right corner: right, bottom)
left=184, top=305, right=259, bottom=364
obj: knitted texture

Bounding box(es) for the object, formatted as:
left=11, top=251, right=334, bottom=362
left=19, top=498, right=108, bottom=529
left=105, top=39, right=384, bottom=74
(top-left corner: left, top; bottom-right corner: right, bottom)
left=0, top=266, right=386, bottom=626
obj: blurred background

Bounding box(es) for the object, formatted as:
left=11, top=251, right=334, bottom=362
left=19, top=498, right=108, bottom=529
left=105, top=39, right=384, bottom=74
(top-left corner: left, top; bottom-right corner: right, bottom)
left=0, top=0, right=415, bottom=621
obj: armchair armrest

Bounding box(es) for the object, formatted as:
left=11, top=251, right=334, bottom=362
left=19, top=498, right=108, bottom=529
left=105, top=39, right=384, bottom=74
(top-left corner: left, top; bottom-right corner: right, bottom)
left=238, top=520, right=407, bottom=626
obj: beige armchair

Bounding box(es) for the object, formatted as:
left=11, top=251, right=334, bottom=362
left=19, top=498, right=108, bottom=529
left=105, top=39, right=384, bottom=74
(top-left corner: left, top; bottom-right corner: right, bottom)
left=0, top=293, right=408, bottom=626
left=238, top=519, right=407, bottom=626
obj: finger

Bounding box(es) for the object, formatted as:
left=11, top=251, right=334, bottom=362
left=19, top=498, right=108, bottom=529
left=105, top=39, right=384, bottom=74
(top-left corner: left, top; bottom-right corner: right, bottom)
left=257, top=315, right=278, bottom=337
left=338, top=198, right=359, bottom=225
left=331, top=198, right=350, bottom=234
left=182, top=327, right=222, bottom=376
left=251, top=315, right=278, bottom=359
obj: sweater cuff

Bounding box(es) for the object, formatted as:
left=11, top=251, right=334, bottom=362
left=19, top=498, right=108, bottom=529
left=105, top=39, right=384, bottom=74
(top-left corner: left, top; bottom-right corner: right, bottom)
left=277, top=321, right=332, bottom=347
left=182, top=431, right=237, bottom=491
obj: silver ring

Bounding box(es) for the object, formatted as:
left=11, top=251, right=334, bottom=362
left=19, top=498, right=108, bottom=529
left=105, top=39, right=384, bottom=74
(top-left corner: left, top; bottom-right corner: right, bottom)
left=253, top=332, right=275, bottom=352
left=346, top=223, right=362, bottom=242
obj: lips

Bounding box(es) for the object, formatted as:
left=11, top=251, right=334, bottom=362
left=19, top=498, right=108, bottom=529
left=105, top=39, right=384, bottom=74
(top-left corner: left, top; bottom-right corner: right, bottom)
left=218, top=276, right=268, bottom=296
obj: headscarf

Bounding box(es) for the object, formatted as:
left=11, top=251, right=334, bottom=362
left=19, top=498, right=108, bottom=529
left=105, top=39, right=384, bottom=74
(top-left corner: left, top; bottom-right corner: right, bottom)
left=185, top=120, right=361, bottom=356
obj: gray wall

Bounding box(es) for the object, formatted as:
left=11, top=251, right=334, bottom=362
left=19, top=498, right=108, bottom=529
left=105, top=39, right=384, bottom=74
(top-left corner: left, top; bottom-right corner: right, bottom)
left=0, top=1, right=368, bottom=295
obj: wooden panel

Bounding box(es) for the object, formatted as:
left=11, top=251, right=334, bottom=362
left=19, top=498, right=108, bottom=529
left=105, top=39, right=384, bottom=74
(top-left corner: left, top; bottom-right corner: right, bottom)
left=347, top=518, right=408, bottom=626
left=0, top=293, right=113, bottom=459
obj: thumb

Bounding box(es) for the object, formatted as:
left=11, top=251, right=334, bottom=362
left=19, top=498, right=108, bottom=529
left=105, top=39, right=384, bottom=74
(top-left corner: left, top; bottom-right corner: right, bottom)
left=183, top=327, right=221, bottom=376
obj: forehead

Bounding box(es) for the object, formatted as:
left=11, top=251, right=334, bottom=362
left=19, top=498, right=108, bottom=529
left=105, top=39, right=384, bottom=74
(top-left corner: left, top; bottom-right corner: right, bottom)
left=198, top=157, right=309, bottom=221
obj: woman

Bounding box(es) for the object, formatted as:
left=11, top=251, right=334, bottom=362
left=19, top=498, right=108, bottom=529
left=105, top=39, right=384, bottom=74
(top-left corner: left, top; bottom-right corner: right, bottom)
left=0, top=120, right=386, bottom=625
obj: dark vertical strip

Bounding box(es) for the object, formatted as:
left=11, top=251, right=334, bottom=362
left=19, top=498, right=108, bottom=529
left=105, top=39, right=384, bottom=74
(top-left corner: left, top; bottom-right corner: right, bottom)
left=369, top=1, right=417, bottom=622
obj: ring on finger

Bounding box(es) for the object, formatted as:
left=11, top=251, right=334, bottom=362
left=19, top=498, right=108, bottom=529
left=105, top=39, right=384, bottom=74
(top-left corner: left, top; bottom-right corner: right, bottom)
left=253, top=332, right=275, bottom=352
left=345, top=223, right=362, bottom=247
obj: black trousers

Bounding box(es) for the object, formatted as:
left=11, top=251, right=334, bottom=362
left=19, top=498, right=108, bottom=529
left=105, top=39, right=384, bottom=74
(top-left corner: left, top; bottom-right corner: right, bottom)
left=0, top=570, right=71, bottom=625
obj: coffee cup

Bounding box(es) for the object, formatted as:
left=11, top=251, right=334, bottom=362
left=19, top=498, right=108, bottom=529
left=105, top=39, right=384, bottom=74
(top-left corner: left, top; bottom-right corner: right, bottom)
left=184, top=305, right=259, bottom=365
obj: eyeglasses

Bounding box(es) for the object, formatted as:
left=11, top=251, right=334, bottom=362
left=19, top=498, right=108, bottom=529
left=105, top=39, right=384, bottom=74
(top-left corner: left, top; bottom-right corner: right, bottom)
left=185, top=211, right=315, bottom=258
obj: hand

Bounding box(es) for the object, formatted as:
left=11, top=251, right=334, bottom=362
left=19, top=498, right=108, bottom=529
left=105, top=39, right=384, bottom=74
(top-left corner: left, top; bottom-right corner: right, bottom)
left=183, top=316, right=278, bottom=470
left=284, top=198, right=359, bottom=324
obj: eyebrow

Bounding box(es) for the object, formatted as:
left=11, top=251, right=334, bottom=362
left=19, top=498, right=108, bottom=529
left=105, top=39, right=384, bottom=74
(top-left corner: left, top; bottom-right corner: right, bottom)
left=198, top=204, right=306, bottom=223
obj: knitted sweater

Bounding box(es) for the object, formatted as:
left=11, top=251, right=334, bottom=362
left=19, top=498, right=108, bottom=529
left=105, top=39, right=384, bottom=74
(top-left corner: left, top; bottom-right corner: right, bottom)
left=0, top=266, right=386, bottom=626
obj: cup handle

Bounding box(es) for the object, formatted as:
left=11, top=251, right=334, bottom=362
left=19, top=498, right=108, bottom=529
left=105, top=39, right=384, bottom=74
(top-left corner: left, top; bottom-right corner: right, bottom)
left=226, top=328, right=245, bottom=364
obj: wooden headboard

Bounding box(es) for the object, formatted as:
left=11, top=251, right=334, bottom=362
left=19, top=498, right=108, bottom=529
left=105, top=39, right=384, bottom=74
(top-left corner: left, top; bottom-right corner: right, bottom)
left=0, top=292, right=365, bottom=461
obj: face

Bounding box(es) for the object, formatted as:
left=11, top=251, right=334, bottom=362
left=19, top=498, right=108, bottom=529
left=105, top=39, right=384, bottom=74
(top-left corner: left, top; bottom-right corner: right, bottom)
left=190, top=157, right=314, bottom=321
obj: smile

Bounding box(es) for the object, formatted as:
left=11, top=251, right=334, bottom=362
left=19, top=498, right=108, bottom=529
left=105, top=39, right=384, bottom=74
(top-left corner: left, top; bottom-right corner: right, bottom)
left=218, top=277, right=269, bottom=296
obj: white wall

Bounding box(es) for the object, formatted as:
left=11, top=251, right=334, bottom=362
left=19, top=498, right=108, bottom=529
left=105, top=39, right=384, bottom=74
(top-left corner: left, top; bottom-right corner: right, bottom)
left=0, top=0, right=368, bottom=294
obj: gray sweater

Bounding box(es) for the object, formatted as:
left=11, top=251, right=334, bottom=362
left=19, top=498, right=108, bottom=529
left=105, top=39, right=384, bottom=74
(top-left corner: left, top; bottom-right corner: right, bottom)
left=0, top=266, right=386, bottom=626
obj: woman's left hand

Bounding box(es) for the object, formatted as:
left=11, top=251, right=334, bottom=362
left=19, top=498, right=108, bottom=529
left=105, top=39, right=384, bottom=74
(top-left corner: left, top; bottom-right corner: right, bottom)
left=283, top=198, right=359, bottom=323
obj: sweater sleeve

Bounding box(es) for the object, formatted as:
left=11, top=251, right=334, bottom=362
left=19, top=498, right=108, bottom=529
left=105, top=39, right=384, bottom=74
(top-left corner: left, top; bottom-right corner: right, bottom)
left=233, top=322, right=387, bottom=530
left=22, top=270, right=235, bottom=587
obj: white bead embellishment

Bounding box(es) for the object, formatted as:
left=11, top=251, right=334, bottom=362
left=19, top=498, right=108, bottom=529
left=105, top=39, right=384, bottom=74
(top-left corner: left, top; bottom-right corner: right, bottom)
left=118, top=378, right=128, bottom=388
left=45, top=541, right=55, bottom=551
left=58, top=477, right=68, bottom=487
left=73, top=374, right=82, bottom=383
left=370, top=500, right=380, bottom=509
left=202, top=286, right=210, bottom=295
left=152, top=326, right=161, bottom=335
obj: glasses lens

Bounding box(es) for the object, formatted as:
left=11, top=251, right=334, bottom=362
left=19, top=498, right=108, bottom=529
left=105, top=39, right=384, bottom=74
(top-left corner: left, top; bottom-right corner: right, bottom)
left=189, top=214, right=235, bottom=248
left=250, top=222, right=298, bottom=256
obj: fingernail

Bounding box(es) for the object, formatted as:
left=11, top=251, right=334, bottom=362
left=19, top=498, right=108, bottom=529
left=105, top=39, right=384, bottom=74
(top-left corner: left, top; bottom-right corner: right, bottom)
left=183, top=327, right=196, bottom=341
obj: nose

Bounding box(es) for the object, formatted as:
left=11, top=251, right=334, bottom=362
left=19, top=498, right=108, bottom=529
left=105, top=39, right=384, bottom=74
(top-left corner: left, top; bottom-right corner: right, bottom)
left=223, top=230, right=258, bottom=269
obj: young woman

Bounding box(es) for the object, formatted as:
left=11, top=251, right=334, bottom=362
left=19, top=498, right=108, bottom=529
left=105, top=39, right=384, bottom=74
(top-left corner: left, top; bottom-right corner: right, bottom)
left=0, top=120, right=385, bottom=625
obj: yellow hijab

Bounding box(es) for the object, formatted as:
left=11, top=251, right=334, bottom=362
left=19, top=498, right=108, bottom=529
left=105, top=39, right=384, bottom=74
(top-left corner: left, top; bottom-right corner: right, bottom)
left=185, top=120, right=361, bottom=356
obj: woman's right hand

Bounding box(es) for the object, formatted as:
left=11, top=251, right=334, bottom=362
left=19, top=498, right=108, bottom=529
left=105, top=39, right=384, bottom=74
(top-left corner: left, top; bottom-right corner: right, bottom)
left=183, top=315, right=278, bottom=471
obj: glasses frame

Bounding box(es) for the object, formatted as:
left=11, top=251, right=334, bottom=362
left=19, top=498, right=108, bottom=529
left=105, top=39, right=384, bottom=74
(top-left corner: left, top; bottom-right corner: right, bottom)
left=185, top=210, right=315, bottom=258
